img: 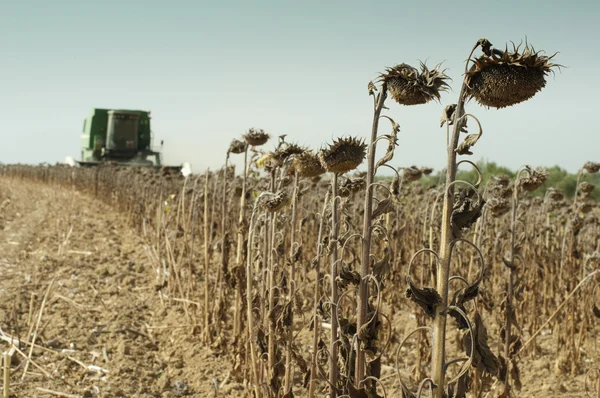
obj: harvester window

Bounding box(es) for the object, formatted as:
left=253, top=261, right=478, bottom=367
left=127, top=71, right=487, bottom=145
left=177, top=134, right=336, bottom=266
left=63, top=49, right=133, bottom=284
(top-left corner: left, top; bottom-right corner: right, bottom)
left=107, top=114, right=139, bottom=151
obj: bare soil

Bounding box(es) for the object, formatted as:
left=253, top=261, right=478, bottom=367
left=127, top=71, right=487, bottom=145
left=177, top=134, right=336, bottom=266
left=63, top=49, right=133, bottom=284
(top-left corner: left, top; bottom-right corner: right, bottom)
left=0, top=180, right=593, bottom=397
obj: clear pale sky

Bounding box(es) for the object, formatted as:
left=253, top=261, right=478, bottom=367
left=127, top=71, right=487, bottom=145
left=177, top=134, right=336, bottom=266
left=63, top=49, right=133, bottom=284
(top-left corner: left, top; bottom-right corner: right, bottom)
left=1, top=0, right=598, bottom=174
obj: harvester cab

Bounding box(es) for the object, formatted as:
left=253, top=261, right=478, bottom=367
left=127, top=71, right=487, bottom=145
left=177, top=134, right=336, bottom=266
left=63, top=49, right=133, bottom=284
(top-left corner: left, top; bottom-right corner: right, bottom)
left=79, top=108, right=163, bottom=167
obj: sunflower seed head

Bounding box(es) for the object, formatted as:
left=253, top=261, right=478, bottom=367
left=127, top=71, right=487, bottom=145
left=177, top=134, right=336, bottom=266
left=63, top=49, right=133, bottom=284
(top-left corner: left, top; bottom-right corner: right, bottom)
left=260, top=191, right=290, bottom=213
left=403, top=166, right=423, bottom=182
left=292, top=151, right=326, bottom=178
left=466, top=41, right=560, bottom=109
left=271, top=143, right=306, bottom=166
left=228, top=139, right=247, bottom=155
left=519, top=168, right=548, bottom=192
left=380, top=62, right=450, bottom=106
left=243, top=128, right=270, bottom=146
left=583, top=162, right=600, bottom=174
left=318, top=137, right=367, bottom=174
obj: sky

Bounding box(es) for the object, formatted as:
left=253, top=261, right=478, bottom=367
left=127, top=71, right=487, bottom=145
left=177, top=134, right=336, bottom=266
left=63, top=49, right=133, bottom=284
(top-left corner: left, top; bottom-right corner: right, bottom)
left=1, top=0, right=599, bottom=175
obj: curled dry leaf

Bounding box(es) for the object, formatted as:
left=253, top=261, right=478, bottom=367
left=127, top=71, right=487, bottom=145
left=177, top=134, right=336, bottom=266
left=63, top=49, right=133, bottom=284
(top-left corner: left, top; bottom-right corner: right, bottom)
left=452, top=188, right=485, bottom=238
left=462, top=312, right=499, bottom=377
left=449, top=271, right=483, bottom=329
left=405, top=276, right=442, bottom=317
left=455, top=134, right=481, bottom=156
left=371, top=197, right=394, bottom=219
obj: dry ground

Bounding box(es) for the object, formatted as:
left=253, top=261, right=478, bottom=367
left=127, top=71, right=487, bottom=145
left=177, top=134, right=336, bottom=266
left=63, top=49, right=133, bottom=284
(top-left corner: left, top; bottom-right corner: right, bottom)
left=0, top=180, right=593, bottom=397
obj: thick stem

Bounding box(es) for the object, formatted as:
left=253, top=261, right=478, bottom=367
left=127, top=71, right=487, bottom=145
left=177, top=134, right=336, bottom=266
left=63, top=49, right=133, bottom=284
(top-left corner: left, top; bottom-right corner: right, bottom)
left=573, top=169, right=583, bottom=209
left=503, top=175, right=520, bottom=394
left=203, top=171, right=211, bottom=344
left=431, top=85, right=469, bottom=398
left=309, top=190, right=330, bottom=398
left=234, top=146, right=249, bottom=339
left=246, top=199, right=263, bottom=398
left=330, top=173, right=340, bottom=398
left=356, top=84, right=388, bottom=384
left=267, top=170, right=277, bottom=380
left=284, top=171, right=299, bottom=394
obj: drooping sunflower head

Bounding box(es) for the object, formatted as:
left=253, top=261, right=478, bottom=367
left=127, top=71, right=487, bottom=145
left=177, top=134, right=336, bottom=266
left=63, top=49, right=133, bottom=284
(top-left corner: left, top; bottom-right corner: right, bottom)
left=318, top=137, right=367, bottom=174
left=403, top=166, right=423, bottom=182
left=260, top=190, right=290, bottom=213
left=228, top=139, right=247, bottom=155
left=579, top=182, right=595, bottom=195
left=519, top=168, right=548, bottom=192
left=466, top=40, right=560, bottom=109
left=583, top=162, right=600, bottom=174
left=546, top=188, right=565, bottom=202
left=292, top=151, right=326, bottom=178
left=271, top=143, right=306, bottom=167
left=380, top=62, right=450, bottom=106
left=243, top=128, right=270, bottom=146
left=487, top=197, right=511, bottom=218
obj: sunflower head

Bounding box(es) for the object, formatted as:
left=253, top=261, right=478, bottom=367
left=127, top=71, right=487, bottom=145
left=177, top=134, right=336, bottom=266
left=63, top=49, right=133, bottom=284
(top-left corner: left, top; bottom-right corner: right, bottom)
left=380, top=62, right=450, bottom=106
left=579, top=182, right=595, bottom=195
left=292, top=151, right=326, bottom=178
left=487, top=197, right=511, bottom=218
left=546, top=188, right=565, bottom=202
left=260, top=191, right=290, bottom=213
left=271, top=143, right=306, bottom=167
left=243, top=128, right=270, bottom=146
left=519, top=168, right=548, bottom=192
left=228, top=139, right=247, bottom=155
left=577, top=202, right=594, bottom=215
left=318, top=137, right=367, bottom=174
left=466, top=40, right=560, bottom=109
left=583, top=162, right=600, bottom=174
left=403, top=166, right=423, bottom=182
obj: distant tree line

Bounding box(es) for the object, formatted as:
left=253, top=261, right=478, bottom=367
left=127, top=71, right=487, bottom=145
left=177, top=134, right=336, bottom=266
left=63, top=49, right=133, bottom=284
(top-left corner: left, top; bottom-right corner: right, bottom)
left=419, top=160, right=600, bottom=200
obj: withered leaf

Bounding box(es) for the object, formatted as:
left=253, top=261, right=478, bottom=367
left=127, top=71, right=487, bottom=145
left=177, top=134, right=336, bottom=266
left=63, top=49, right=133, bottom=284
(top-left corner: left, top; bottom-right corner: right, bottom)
left=336, top=263, right=361, bottom=289
left=449, top=275, right=481, bottom=329
left=511, top=360, right=522, bottom=391
left=455, top=134, right=480, bottom=156
left=452, top=188, right=484, bottom=238
left=401, top=384, right=416, bottom=398
left=593, top=303, right=600, bottom=319
left=375, top=125, right=399, bottom=171
left=372, top=249, right=391, bottom=284
left=291, top=244, right=302, bottom=263
left=463, top=312, right=499, bottom=376
left=347, top=384, right=369, bottom=398
left=405, top=276, right=442, bottom=317
left=440, top=104, right=457, bottom=127
left=372, top=197, right=394, bottom=219
left=447, top=372, right=470, bottom=398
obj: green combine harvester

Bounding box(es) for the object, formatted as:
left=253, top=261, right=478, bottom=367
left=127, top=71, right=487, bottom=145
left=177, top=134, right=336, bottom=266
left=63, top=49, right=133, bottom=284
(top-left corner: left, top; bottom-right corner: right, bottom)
left=76, top=108, right=184, bottom=172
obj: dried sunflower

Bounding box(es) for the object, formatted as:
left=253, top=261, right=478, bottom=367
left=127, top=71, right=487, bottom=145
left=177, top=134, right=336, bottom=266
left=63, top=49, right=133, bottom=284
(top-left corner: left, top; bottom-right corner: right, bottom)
left=583, top=162, right=600, bottom=174
left=260, top=191, right=290, bottom=213
left=318, top=137, right=367, bottom=174
left=271, top=143, right=306, bottom=166
left=243, top=128, right=270, bottom=146
left=579, top=182, right=595, bottom=194
left=339, top=177, right=366, bottom=197
left=519, top=168, right=548, bottom=192
left=577, top=202, right=593, bottom=214
left=380, top=62, right=450, bottom=106
left=466, top=41, right=559, bottom=109
left=546, top=188, right=564, bottom=202
left=403, top=166, right=423, bottom=182
left=292, top=151, right=325, bottom=178
left=228, top=139, right=247, bottom=155
left=421, top=167, right=434, bottom=176
left=486, top=197, right=511, bottom=218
